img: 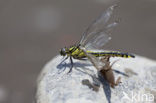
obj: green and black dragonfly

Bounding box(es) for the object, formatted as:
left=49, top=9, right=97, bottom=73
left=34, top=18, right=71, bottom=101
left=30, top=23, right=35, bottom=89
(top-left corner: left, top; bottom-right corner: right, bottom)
left=59, top=5, right=135, bottom=73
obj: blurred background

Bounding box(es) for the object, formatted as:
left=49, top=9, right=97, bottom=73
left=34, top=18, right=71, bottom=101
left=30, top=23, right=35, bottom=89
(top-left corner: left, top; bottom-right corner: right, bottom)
left=0, top=0, right=156, bottom=103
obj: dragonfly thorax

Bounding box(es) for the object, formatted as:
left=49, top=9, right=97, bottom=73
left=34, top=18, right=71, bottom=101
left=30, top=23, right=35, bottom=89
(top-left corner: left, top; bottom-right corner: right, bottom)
left=60, top=45, right=81, bottom=57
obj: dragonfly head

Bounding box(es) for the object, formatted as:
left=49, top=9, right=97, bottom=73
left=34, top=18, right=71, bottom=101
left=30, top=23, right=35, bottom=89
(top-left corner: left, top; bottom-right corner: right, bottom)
left=60, top=48, right=67, bottom=56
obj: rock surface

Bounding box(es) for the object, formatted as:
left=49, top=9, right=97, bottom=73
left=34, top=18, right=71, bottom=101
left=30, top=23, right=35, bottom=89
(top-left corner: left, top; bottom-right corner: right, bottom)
left=36, top=55, right=156, bottom=103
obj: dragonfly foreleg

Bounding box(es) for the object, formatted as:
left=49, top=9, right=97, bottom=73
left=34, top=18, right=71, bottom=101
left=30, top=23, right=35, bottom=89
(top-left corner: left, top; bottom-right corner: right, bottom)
left=61, top=56, right=68, bottom=64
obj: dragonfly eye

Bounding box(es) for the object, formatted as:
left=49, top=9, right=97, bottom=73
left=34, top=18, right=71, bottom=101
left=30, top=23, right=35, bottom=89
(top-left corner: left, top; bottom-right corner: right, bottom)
left=60, top=48, right=66, bottom=56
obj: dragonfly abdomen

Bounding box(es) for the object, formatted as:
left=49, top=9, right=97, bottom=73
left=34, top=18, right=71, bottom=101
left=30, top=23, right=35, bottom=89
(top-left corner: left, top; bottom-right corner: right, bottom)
left=89, top=51, right=135, bottom=58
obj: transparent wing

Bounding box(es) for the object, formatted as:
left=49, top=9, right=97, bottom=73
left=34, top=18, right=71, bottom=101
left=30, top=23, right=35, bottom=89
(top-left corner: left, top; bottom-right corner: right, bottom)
left=84, top=21, right=118, bottom=49
left=80, top=4, right=118, bottom=50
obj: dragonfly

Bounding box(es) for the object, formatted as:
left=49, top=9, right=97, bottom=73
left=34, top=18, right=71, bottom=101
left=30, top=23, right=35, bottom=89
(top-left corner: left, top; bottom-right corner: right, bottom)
left=59, top=5, right=135, bottom=73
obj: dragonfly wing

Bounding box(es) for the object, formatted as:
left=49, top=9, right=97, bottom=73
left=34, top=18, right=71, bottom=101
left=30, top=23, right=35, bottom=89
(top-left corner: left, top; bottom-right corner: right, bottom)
left=86, top=20, right=119, bottom=49
left=80, top=4, right=118, bottom=49
left=79, top=5, right=119, bottom=71
left=84, top=31, right=111, bottom=49
left=105, top=21, right=119, bottom=33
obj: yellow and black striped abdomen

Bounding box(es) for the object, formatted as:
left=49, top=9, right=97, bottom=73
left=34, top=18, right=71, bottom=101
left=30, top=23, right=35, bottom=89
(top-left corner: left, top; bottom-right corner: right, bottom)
left=67, top=46, right=135, bottom=59
left=88, top=51, right=135, bottom=58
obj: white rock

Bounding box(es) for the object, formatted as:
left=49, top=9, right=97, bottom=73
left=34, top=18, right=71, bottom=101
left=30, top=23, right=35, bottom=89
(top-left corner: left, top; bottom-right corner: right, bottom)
left=36, top=55, right=156, bottom=103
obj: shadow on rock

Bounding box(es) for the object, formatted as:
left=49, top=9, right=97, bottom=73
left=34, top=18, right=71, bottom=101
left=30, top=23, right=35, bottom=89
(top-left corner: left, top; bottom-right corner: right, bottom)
left=56, top=59, right=91, bottom=73
left=81, top=68, right=130, bottom=103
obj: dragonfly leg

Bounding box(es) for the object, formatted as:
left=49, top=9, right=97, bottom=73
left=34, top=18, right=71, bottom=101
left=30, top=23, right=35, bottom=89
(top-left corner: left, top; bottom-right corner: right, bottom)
left=61, top=56, right=68, bottom=64
left=68, top=56, right=73, bottom=73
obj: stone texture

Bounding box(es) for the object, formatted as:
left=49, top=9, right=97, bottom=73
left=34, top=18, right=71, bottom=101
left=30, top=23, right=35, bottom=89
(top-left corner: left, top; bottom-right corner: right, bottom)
left=36, top=55, right=156, bottom=103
